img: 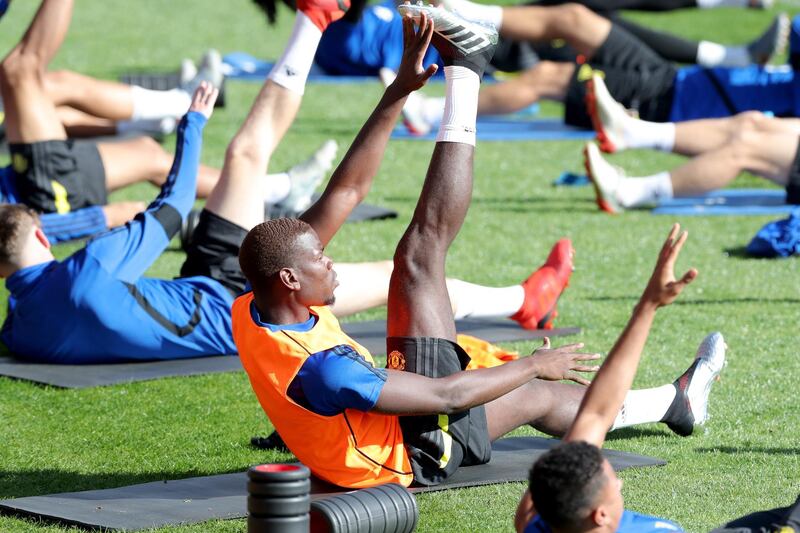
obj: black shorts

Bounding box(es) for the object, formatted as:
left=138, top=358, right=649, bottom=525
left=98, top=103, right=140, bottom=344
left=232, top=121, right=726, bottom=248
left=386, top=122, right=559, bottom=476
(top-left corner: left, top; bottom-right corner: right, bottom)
left=786, top=139, right=800, bottom=204
left=179, top=209, right=248, bottom=296
left=9, top=140, right=107, bottom=213
left=386, top=336, right=492, bottom=487
left=564, top=24, right=677, bottom=128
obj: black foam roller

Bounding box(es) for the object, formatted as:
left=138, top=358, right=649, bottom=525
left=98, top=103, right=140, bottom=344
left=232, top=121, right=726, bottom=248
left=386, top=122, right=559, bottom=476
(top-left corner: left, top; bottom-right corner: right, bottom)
left=310, top=483, right=418, bottom=533
left=248, top=494, right=310, bottom=516
left=248, top=514, right=309, bottom=533
left=248, top=478, right=311, bottom=497
left=248, top=463, right=310, bottom=483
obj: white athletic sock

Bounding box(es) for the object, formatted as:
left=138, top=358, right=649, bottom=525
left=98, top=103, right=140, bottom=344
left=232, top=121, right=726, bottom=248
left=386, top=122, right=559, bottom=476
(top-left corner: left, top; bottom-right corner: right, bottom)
left=437, top=66, right=480, bottom=146
left=611, top=385, right=677, bottom=430
left=268, top=12, right=322, bottom=95
left=697, top=41, right=750, bottom=67
left=445, top=0, right=504, bottom=29
left=696, top=0, right=747, bottom=7
left=615, top=171, right=674, bottom=208
left=263, top=172, right=292, bottom=204
left=623, top=118, right=675, bottom=152
left=449, top=280, right=525, bottom=319
left=130, top=86, right=192, bottom=121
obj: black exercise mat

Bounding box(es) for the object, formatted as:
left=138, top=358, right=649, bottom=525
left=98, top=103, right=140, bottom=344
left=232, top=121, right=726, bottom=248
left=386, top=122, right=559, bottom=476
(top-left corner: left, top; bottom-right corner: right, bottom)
left=0, top=437, right=664, bottom=531
left=0, top=319, right=580, bottom=388
left=119, top=72, right=226, bottom=107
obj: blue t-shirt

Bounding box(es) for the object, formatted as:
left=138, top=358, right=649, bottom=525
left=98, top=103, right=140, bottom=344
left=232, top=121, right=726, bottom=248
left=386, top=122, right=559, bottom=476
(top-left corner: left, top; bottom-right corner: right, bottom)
left=1, top=112, right=238, bottom=364
left=315, top=0, right=442, bottom=76
left=525, top=511, right=683, bottom=533
left=251, top=302, right=387, bottom=415
left=670, top=65, right=800, bottom=122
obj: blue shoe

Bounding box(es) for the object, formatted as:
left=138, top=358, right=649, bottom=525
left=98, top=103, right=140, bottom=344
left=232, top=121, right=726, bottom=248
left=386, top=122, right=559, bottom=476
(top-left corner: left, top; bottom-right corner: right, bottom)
left=0, top=0, right=9, bottom=19
left=790, top=14, right=800, bottom=70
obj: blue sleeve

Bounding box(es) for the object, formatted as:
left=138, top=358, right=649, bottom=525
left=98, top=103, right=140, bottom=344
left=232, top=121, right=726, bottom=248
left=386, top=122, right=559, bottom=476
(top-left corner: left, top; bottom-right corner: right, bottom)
left=290, top=345, right=387, bottom=416
left=40, top=206, right=107, bottom=243
left=83, top=111, right=206, bottom=283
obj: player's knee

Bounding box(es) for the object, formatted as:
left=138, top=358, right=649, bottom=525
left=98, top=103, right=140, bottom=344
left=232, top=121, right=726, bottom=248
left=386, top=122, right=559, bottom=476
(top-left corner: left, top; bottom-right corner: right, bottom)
left=733, top=111, right=766, bottom=134
left=0, top=50, right=41, bottom=87
left=224, top=134, right=266, bottom=171
left=557, top=3, right=591, bottom=28
left=392, top=236, right=439, bottom=283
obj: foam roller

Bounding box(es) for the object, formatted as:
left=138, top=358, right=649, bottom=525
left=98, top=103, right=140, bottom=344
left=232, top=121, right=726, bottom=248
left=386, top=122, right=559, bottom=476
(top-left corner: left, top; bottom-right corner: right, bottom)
left=310, top=483, right=418, bottom=533
left=247, top=464, right=310, bottom=533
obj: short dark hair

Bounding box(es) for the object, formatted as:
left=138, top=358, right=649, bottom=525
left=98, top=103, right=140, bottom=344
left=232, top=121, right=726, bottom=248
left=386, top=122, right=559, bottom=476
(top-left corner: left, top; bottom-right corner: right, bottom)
left=251, top=0, right=296, bottom=25
left=0, top=204, right=39, bottom=266
left=239, top=218, right=312, bottom=292
left=529, top=441, right=608, bottom=530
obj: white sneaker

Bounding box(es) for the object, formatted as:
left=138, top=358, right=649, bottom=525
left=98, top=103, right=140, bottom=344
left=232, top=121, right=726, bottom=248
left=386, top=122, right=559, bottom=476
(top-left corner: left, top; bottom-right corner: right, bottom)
left=583, top=142, right=624, bottom=214
left=182, top=49, right=224, bottom=94
left=397, top=2, right=498, bottom=59
left=179, top=59, right=198, bottom=87
left=662, top=332, right=727, bottom=436
left=586, top=73, right=631, bottom=154
left=379, top=67, right=433, bottom=136
left=277, top=140, right=339, bottom=214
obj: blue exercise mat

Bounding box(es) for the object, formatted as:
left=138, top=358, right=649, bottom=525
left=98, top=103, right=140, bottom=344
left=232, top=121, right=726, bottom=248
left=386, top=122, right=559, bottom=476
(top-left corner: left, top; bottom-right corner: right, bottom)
left=652, top=189, right=795, bottom=216
left=392, top=118, right=593, bottom=142
left=223, top=52, right=379, bottom=84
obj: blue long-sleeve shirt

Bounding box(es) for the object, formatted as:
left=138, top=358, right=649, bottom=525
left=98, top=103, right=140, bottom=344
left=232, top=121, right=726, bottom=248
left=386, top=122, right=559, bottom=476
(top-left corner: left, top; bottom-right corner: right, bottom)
left=1, top=112, right=238, bottom=363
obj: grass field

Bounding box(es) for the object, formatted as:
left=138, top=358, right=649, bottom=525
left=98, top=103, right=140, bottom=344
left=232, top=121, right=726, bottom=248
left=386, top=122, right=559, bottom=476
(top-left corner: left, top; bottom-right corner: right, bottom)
left=1, top=1, right=799, bottom=531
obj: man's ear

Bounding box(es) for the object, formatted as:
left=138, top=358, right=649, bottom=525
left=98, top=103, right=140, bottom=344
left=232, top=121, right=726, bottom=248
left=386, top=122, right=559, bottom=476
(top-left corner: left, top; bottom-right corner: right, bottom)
left=278, top=267, right=300, bottom=291
left=34, top=227, right=51, bottom=250
left=590, top=506, right=609, bottom=528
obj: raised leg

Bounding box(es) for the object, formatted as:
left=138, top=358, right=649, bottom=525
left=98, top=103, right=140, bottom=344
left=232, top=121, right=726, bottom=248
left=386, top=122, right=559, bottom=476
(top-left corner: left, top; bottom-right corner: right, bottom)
left=0, top=0, right=73, bottom=143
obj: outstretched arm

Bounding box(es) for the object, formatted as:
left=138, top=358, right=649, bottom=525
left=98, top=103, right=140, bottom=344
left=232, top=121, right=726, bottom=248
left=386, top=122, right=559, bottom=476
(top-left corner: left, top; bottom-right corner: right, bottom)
left=564, top=223, right=697, bottom=447
left=300, top=14, right=438, bottom=246
left=374, top=340, right=599, bottom=415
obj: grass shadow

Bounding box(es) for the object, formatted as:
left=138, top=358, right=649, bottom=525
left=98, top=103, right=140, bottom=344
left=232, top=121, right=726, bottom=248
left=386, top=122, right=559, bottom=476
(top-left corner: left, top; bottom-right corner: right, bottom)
left=605, top=427, right=669, bottom=441
left=695, top=446, right=800, bottom=456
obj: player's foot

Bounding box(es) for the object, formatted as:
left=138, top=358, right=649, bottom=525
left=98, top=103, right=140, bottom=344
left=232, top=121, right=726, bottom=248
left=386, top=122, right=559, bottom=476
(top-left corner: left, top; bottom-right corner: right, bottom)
left=748, top=13, right=790, bottom=65
left=120, top=117, right=178, bottom=137
left=662, top=332, right=727, bottom=437
left=380, top=67, right=433, bottom=136
left=511, top=239, right=574, bottom=330
left=584, top=142, right=626, bottom=214
left=585, top=73, right=630, bottom=154
left=274, top=140, right=339, bottom=214
left=397, top=2, right=497, bottom=78
left=251, top=431, right=290, bottom=452
left=182, top=49, right=223, bottom=95
left=180, top=58, right=198, bottom=87
left=297, top=0, right=350, bottom=31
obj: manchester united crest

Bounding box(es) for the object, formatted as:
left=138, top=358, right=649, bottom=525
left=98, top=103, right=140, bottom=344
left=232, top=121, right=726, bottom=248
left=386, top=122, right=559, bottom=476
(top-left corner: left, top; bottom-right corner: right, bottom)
left=387, top=350, right=405, bottom=371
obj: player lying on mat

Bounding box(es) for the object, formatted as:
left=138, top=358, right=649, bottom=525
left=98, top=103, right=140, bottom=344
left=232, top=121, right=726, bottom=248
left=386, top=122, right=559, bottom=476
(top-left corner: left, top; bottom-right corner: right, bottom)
left=254, top=0, right=786, bottom=135
left=583, top=104, right=800, bottom=212
left=233, top=11, right=723, bottom=490
left=514, top=224, right=725, bottom=533
left=0, top=0, right=330, bottom=239
left=0, top=0, right=581, bottom=363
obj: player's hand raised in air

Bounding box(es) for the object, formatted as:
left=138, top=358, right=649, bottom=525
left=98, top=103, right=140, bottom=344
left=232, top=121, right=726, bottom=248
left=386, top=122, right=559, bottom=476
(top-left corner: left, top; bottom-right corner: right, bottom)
left=530, top=337, right=601, bottom=386
left=393, top=12, right=438, bottom=94
left=189, top=81, right=219, bottom=120
left=640, top=223, right=698, bottom=309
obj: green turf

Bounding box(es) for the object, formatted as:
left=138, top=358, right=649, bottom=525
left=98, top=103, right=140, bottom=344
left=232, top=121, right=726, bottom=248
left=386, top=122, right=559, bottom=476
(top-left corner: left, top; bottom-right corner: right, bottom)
left=1, top=1, right=799, bottom=531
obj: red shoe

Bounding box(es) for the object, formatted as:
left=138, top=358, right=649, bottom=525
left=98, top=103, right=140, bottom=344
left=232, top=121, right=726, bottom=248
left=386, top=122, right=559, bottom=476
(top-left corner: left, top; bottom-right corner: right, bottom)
left=510, top=239, right=574, bottom=330
left=297, top=0, right=350, bottom=31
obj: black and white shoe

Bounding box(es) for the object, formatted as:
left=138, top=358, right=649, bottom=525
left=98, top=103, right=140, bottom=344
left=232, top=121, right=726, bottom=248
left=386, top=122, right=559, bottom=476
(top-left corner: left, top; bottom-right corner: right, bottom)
left=397, top=2, right=497, bottom=77
left=662, top=332, right=727, bottom=437
left=748, top=13, right=790, bottom=65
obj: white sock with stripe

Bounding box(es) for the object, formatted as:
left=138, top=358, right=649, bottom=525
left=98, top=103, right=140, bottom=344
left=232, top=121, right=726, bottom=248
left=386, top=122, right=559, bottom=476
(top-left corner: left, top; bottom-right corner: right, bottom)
left=436, top=66, right=480, bottom=146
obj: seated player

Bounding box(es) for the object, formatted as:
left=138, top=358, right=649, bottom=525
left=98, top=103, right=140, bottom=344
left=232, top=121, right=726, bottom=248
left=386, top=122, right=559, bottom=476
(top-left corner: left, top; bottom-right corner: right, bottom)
left=583, top=101, right=800, bottom=212
left=233, top=11, right=722, bottom=490
left=0, top=0, right=330, bottom=242
left=253, top=0, right=787, bottom=134
left=0, top=1, right=583, bottom=364
left=514, top=225, right=725, bottom=533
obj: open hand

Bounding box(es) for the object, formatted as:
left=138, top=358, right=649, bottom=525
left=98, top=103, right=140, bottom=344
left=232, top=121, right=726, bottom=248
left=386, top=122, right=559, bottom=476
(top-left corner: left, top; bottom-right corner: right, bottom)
left=640, top=223, right=697, bottom=308
left=189, top=81, right=219, bottom=120
left=393, top=12, right=439, bottom=94
left=530, top=337, right=601, bottom=386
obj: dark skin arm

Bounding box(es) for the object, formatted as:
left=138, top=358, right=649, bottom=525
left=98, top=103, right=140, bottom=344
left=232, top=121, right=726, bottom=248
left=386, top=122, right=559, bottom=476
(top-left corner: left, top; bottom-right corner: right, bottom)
left=300, top=14, right=438, bottom=247
left=514, top=224, right=697, bottom=532
left=374, top=340, right=600, bottom=415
